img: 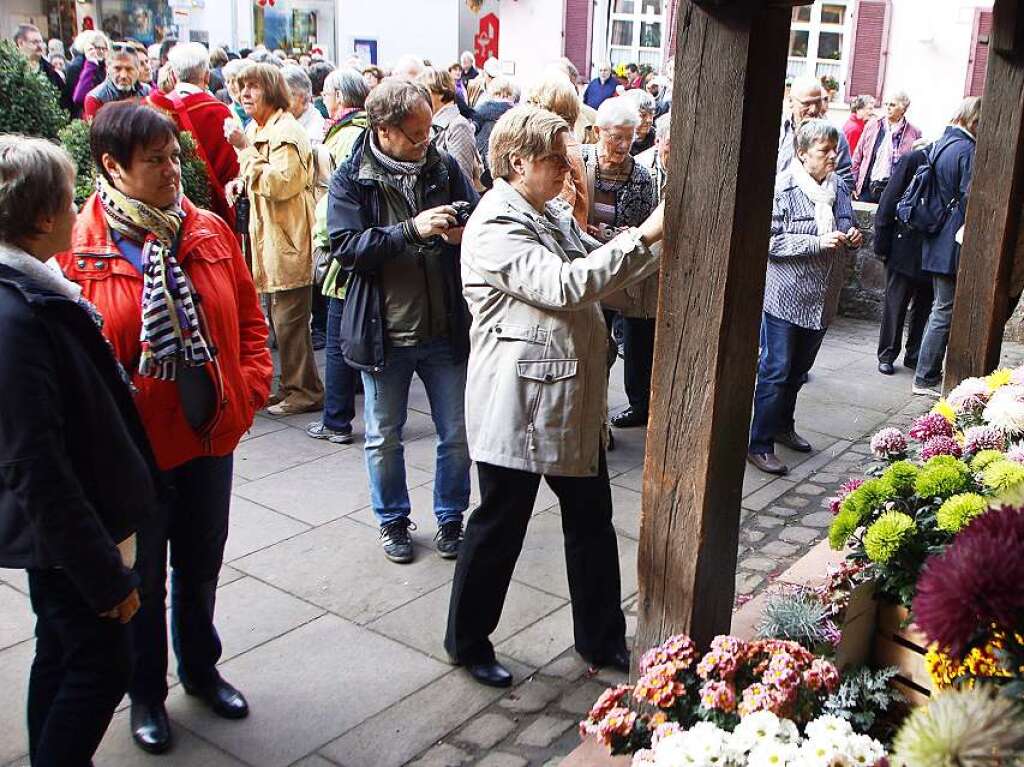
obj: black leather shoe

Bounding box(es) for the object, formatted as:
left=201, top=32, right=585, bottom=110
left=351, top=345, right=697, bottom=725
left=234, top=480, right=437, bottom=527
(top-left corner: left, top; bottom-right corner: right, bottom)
left=586, top=649, right=630, bottom=674
left=775, top=429, right=812, bottom=453
left=878, top=362, right=895, bottom=375
left=184, top=677, right=249, bottom=719
left=747, top=451, right=790, bottom=475
left=464, top=660, right=513, bottom=688
left=611, top=406, right=648, bottom=429
left=131, top=701, right=172, bottom=754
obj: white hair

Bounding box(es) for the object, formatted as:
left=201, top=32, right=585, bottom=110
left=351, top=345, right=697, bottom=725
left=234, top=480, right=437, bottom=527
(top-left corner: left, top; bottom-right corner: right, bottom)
left=790, top=75, right=823, bottom=98
left=323, top=67, right=369, bottom=108
left=622, top=88, right=656, bottom=115
left=460, top=50, right=475, bottom=67
left=72, top=30, right=109, bottom=56
left=596, top=97, right=640, bottom=128
left=393, top=54, right=425, bottom=79
left=222, top=58, right=246, bottom=81
left=167, top=42, right=209, bottom=84
left=886, top=90, right=911, bottom=108
left=282, top=64, right=313, bottom=102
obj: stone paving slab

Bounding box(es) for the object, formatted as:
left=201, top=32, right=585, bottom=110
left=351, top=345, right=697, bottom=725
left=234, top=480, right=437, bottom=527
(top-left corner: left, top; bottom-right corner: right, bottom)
left=0, top=586, right=32, bottom=653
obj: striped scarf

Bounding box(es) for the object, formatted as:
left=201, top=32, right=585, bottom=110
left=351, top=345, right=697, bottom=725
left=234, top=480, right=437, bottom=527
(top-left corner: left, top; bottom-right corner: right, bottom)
left=369, top=133, right=425, bottom=210
left=97, top=177, right=212, bottom=380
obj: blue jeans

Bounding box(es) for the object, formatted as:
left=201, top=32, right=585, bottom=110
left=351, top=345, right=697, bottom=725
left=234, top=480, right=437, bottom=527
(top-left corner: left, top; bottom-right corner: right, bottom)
left=914, top=274, right=957, bottom=387
left=324, top=297, right=358, bottom=431
left=361, top=338, right=470, bottom=527
left=749, top=313, right=828, bottom=455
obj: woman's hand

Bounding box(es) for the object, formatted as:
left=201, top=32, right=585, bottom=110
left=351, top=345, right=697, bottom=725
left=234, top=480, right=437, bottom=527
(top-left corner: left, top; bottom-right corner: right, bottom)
left=101, top=588, right=140, bottom=623
left=820, top=231, right=846, bottom=250
left=846, top=227, right=864, bottom=249
left=85, top=43, right=105, bottom=63
left=413, top=205, right=457, bottom=240
left=224, top=118, right=250, bottom=150
left=638, top=201, right=665, bottom=246
left=225, top=178, right=245, bottom=207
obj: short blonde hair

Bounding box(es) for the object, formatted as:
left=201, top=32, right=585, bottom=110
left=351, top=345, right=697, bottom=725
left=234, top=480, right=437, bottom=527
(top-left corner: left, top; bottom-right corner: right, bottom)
left=236, top=62, right=292, bottom=111
left=73, top=29, right=109, bottom=56
left=416, top=67, right=456, bottom=103
left=487, top=75, right=518, bottom=101
left=0, top=135, right=75, bottom=242
left=489, top=105, right=569, bottom=181
left=951, top=96, right=982, bottom=130
left=526, top=75, right=579, bottom=126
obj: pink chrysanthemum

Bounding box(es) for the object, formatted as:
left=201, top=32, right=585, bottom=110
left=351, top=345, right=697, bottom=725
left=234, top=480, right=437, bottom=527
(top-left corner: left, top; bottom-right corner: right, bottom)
left=913, top=506, right=1024, bottom=657
left=948, top=377, right=992, bottom=413
left=920, top=435, right=963, bottom=461
left=910, top=412, right=955, bottom=442
left=1007, top=444, right=1024, bottom=465
left=802, top=658, right=840, bottom=693
left=699, top=680, right=737, bottom=713
left=828, top=477, right=865, bottom=515
left=637, top=633, right=698, bottom=674
left=871, top=427, right=908, bottom=459
left=963, top=425, right=1006, bottom=455
left=595, top=706, right=638, bottom=747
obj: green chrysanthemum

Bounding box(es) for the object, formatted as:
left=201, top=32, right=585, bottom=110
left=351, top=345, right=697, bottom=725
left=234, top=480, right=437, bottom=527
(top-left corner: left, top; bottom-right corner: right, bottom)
left=935, top=493, right=989, bottom=533
left=863, top=511, right=917, bottom=564
left=923, top=454, right=967, bottom=472
left=829, top=508, right=861, bottom=550
left=914, top=464, right=968, bottom=500
left=981, top=460, right=1024, bottom=494
left=969, top=449, right=1005, bottom=473
left=882, top=460, right=920, bottom=495
left=840, top=478, right=894, bottom=521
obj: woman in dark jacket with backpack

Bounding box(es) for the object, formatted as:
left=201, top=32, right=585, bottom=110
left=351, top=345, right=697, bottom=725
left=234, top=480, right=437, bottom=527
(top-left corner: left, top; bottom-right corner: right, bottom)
left=0, top=135, right=156, bottom=766
left=875, top=145, right=935, bottom=375
left=913, top=96, right=981, bottom=396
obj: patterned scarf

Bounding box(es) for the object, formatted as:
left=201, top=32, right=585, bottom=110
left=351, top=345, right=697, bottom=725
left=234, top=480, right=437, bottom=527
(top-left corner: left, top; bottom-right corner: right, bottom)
left=788, top=158, right=837, bottom=239
left=323, top=107, right=362, bottom=143
left=369, top=132, right=426, bottom=210
left=97, top=177, right=212, bottom=380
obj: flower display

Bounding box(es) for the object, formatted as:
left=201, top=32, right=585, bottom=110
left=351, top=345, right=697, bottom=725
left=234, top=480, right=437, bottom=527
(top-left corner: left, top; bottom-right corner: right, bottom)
left=986, top=367, right=1014, bottom=390
left=863, top=511, right=917, bottom=564
left=925, top=638, right=1014, bottom=689
left=908, top=413, right=954, bottom=442
left=961, top=425, right=1005, bottom=455
left=982, top=385, right=1024, bottom=435
left=913, top=459, right=969, bottom=499
left=638, top=633, right=698, bottom=675
left=946, top=376, right=990, bottom=414
left=981, top=458, right=1024, bottom=495
left=1006, top=444, right=1024, bottom=465
left=918, top=435, right=962, bottom=461
left=970, top=448, right=1006, bottom=471
left=880, top=460, right=918, bottom=495
left=635, top=662, right=689, bottom=709
left=935, top=493, right=988, bottom=533
left=869, top=427, right=907, bottom=460
left=828, top=478, right=865, bottom=515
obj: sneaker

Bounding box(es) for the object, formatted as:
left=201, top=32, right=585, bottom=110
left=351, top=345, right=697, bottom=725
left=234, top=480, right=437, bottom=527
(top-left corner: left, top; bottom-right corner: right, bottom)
left=912, top=384, right=941, bottom=397
left=379, top=519, right=415, bottom=563
left=435, top=521, right=463, bottom=560
left=305, top=421, right=354, bottom=444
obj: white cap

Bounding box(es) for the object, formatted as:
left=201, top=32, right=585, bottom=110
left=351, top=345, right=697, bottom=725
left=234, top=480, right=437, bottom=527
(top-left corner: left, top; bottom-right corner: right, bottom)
left=483, top=57, right=501, bottom=78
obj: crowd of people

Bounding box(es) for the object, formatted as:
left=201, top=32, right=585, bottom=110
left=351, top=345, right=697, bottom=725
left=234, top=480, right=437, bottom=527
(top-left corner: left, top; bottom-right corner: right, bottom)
left=0, top=21, right=983, bottom=766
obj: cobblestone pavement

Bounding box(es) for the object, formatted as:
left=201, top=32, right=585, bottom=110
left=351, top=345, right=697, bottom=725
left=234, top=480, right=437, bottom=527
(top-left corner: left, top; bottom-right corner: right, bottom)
left=1, top=318, right=1020, bottom=767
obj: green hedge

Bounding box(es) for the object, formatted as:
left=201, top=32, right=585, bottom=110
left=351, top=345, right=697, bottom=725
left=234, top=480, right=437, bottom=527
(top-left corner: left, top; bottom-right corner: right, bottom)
left=0, top=40, right=68, bottom=139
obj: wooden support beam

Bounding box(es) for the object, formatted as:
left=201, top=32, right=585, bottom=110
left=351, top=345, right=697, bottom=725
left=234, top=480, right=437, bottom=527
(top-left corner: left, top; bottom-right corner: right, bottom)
left=634, top=0, right=792, bottom=654
left=945, top=0, right=1024, bottom=387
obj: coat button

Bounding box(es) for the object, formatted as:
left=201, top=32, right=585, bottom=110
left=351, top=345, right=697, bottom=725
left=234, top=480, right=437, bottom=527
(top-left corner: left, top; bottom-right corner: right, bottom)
left=94, top=260, right=105, bottom=269
left=494, top=326, right=502, bottom=334
left=76, top=259, right=86, bottom=268
left=544, top=373, right=554, bottom=382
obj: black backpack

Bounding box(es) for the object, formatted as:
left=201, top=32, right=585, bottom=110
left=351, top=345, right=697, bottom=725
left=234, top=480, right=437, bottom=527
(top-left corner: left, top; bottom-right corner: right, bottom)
left=895, top=138, right=962, bottom=235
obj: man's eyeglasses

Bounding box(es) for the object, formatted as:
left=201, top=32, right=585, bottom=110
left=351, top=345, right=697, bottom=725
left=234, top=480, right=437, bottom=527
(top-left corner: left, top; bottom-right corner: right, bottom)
left=397, top=124, right=431, bottom=148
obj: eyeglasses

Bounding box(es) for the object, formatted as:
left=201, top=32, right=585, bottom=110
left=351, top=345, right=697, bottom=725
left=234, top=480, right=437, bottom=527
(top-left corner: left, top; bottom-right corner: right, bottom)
left=397, top=124, right=431, bottom=148
left=538, top=153, right=571, bottom=169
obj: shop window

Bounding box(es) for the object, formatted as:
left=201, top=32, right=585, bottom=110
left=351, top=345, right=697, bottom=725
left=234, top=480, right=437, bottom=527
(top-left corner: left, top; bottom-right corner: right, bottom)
left=97, top=0, right=173, bottom=45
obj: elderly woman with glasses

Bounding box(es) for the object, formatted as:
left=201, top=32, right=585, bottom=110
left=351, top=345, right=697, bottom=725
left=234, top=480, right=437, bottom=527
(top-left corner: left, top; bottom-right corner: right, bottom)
left=226, top=62, right=323, bottom=416
left=622, top=88, right=657, bottom=156
left=445, top=105, right=664, bottom=689
left=53, top=101, right=272, bottom=754
left=747, top=119, right=862, bottom=477
left=64, top=29, right=110, bottom=119
left=851, top=90, right=921, bottom=202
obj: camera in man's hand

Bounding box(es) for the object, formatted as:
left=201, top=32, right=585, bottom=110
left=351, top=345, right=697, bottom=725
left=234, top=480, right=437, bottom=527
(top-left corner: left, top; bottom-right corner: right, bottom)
left=452, top=201, right=476, bottom=228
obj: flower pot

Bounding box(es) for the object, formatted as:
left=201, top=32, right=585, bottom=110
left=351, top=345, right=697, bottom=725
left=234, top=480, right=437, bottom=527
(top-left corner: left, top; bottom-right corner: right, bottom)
left=871, top=603, right=933, bottom=706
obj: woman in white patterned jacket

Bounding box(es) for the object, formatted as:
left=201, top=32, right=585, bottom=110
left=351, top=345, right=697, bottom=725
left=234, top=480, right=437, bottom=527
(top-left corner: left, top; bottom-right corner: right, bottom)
left=747, top=119, right=863, bottom=477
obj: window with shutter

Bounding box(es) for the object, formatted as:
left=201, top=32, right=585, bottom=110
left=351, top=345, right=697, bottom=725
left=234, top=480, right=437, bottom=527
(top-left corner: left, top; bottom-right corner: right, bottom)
left=965, top=9, right=993, bottom=97
left=563, top=0, right=594, bottom=80
left=845, top=0, right=891, bottom=102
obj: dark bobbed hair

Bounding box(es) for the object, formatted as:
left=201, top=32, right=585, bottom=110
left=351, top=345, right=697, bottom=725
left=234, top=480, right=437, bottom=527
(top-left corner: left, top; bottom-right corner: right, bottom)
left=90, top=101, right=179, bottom=183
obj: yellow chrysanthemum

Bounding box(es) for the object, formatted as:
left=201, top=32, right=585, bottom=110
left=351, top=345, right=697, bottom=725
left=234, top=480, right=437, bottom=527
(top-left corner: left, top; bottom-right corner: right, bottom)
left=986, top=368, right=1013, bottom=391
left=931, top=399, right=957, bottom=423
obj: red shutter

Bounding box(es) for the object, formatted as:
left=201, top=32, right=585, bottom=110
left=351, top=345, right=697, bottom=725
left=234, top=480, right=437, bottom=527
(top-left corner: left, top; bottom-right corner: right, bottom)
left=965, top=9, right=993, bottom=97
left=845, top=0, right=892, bottom=102
left=665, top=0, right=679, bottom=58
left=563, top=0, right=593, bottom=81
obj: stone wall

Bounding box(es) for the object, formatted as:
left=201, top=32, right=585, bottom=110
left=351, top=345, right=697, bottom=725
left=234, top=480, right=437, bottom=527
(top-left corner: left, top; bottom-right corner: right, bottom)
left=837, top=203, right=1024, bottom=342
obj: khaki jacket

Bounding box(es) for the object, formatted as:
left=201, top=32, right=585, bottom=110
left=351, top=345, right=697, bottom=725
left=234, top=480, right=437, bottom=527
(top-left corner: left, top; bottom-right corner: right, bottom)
left=461, top=179, right=659, bottom=477
left=239, top=109, right=316, bottom=293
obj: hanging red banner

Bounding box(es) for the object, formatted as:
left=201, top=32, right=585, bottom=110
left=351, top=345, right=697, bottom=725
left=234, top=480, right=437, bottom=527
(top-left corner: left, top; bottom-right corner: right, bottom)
left=474, top=13, right=499, bottom=67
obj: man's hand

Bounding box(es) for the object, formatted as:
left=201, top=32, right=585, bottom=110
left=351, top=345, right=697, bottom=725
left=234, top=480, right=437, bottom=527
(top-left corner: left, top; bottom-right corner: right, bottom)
left=413, top=205, right=457, bottom=240
left=441, top=226, right=465, bottom=245
left=820, top=231, right=846, bottom=250
left=846, top=227, right=864, bottom=249
left=101, top=588, right=140, bottom=624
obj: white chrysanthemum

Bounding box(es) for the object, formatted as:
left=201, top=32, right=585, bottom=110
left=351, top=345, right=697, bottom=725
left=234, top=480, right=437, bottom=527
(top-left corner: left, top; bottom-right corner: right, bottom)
left=681, top=721, right=730, bottom=759
left=649, top=731, right=693, bottom=765
left=796, top=736, right=842, bottom=764
left=777, top=719, right=800, bottom=745
left=805, top=714, right=854, bottom=742
left=984, top=386, right=1024, bottom=434
left=747, top=740, right=798, bottom=767
left=631, top=748, right=657, bottom=767
left=733, top=711, right=782, bottom=752
left=947, top=377, right=990, bottom=411
left=843, top=733, right=887, bottom=765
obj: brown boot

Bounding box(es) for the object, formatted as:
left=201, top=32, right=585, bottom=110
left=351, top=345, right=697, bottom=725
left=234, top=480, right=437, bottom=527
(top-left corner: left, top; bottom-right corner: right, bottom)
left=747, top=451, right=789, bottom=476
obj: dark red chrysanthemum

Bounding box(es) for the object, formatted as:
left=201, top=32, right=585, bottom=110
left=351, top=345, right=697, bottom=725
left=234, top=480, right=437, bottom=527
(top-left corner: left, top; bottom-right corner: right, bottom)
left=913, top=506, right=1024, bottom=657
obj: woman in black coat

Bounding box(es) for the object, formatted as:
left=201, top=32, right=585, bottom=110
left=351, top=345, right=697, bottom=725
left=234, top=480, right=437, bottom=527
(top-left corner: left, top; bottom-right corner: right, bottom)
left=875, top=147, right=935, bottom=375
left=0, top=135, right=157, bottom=766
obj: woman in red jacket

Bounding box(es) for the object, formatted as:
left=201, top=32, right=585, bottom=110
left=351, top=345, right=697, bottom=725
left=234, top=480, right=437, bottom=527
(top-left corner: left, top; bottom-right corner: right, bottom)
left=55, top=101, right=273, bottom=756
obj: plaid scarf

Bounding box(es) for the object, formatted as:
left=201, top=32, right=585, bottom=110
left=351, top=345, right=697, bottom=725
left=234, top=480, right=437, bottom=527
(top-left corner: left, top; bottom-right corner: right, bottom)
left=369, top=132, right=425, bottom=210
left=97, top=177, right=212, bottom=381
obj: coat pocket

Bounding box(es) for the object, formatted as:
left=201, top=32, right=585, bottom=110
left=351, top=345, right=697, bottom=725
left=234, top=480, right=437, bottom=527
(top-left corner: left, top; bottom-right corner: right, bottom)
left=515, top=358, right=579, bottom=457
left=515, top=358, right=577, bottom=383
left=494, top=323, right=549, bottom=345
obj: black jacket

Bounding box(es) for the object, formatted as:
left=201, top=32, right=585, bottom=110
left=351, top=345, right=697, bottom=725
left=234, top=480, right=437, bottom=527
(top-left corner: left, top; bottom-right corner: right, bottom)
left=874, top=148, right=928, bottom=281
left=0, top=263, right=157, bottom=611
left=473, top=100, right=514, bottom=187
left=326, top=134, right=479, bottom=371
left=37, top=56, right=65, bottom=97
left=63, top=53, right=105, bottom=119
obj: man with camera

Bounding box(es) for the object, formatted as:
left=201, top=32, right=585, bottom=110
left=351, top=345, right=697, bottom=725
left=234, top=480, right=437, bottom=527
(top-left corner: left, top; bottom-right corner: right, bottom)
left=327, top=78, right=479, bottom=564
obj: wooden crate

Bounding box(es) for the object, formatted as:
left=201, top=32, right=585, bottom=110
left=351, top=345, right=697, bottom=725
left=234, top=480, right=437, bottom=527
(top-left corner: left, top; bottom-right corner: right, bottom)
left=871, top=603, right=933, bottom=706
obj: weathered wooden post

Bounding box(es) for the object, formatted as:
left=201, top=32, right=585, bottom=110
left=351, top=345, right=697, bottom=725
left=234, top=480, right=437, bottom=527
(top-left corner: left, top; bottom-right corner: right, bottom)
left=945, top=0, right=1024, bottom=387
left=634, top=0, right=800, bottom=654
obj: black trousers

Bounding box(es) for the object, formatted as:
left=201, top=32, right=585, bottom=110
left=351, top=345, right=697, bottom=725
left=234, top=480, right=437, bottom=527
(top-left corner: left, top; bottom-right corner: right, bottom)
left=623, top=318, right=656, bottom=415
left=311, top=285, right=328, bottom=336
left=877, top=268, right=934, bottom=366
left=445, top=452, right=627, bottom=665
left=130, top=454, right=233, bottom=703
left=27, top=569, right=132, bottom=766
